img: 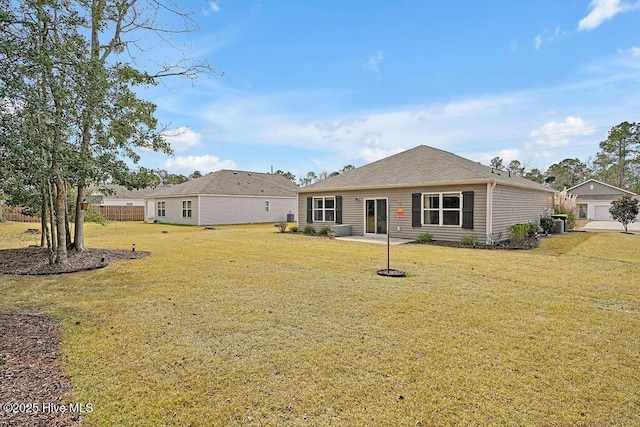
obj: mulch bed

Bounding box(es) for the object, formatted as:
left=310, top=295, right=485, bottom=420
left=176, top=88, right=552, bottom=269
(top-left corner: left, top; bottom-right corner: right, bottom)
left=0, top=247, right=150, bottom=426
left=0, top=313, right=83, bottom=427
left=0, top=247, right=149, bottom=275
left=423, top=236, right=540, bottom=250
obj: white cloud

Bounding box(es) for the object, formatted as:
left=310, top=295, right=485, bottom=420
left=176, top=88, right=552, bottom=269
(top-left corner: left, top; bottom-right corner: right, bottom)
left=163, top=155, right=237, bottom=175
left=162, top=127, right=203, bottom=153
left=534, top=34, right=543, bottom=50
left=203, top=1, right=220, bottom=15
left=363, top=50, right=384, bottom=74
left=534, top=26, right=564, bottom=50
left=474, top=149, right=524, bottom=167
left=526, top=116, right=596, bottom=152
left=578, top=0, right=637, bottom=31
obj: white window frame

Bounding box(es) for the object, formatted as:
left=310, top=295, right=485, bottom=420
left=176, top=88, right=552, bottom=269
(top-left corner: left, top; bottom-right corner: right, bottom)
left=577, top=203, right=588, bottom=220
left=422, top=192, right=462, bottom=226
left=182, top=200, right=192, bottom=218
left=264, top=200, right=270, bottom=213
left=313, top=196, right=335, bottom=222
left=157, top=201, right=166, bottom=217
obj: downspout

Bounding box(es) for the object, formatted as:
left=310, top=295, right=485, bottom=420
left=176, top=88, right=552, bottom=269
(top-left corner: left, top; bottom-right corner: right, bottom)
left=486, top=181, right=496, bottom=244
left=296, top=193, right=300, bottom=228
left=197, top=195, right=201, bottom=226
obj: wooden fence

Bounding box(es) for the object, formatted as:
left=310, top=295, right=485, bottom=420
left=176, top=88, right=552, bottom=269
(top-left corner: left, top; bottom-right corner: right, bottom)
left=98, top=205, right=145, bottom=221
left=1, top=206, right=145, bottom=222
left=2, top=209, right=40, bottom=223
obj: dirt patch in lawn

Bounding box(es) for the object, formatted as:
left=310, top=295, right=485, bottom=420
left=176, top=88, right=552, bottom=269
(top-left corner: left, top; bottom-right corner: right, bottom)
left=0, top=247, right=149, bottom=275
left=0, top=313, right=83, bottom=427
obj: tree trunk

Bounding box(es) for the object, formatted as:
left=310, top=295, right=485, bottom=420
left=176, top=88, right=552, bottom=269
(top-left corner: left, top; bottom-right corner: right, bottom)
left=47, top=180, right=56, bottom=265
left=53, top=164, right=67, bottom=264
left=74, top=186, right=86, bottom=251
left=40, top=182, right=47, bottom=247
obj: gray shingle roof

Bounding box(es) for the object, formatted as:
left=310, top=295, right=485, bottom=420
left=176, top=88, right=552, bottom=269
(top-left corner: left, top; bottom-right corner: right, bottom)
left=298, top=145, right=553, bottom=193
left=88, top=185, right=158, bottom=200
left=146, top=170, right=298, bottom=198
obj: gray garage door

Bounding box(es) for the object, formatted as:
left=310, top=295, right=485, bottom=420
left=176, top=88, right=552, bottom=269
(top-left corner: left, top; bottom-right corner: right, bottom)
left=594, top=205, right=613, bottom=221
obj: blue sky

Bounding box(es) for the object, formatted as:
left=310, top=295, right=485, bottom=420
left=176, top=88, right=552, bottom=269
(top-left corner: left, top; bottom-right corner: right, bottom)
left=135, top=0, right=640, bottom=180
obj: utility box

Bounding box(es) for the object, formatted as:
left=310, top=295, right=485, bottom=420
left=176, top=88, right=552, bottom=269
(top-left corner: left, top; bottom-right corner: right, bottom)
left=286, top=213, right=295, bottom=222
left=551, top=213, right=567, bottom=233
left=330, top=224, right=351, bottom=237
left=553, top=219, right=565, bottom=234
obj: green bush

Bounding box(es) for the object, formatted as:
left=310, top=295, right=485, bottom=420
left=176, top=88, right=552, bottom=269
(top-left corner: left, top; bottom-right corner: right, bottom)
left=417, top=233, right=433, bottom=243
left=84, top=208, right=107, bottom=226
left=508, top=223, right=529, bottom=244
left=539, top=216, right=554, bottom=235
left=460, top=235, right=477, bottom=246
left=303, top=225, right=315, bottom=235
left=318, top=226, right=332, bottom=236
left=527, top=222, right=539, bottom=237
left=289, top=225, right=298, bottom=233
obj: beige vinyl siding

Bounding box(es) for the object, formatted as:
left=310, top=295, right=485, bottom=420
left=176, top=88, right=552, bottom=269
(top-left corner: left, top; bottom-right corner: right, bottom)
left=298, top=184, right=487, bottom=242
left=491, top=185, right=553, bottom=237
left=101, top=198, right=145, bottom=207
left=153, top=197, right=199, bottom=225
left=570, top=181, right=629, bottom=196
left=198, top=196, right=296, bottom=225
left=150, top=196, right=295, bottom=225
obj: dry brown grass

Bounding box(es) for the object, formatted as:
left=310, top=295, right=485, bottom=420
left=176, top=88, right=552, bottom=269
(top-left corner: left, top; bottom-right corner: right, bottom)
left=1, top=222, right=639, bottom=426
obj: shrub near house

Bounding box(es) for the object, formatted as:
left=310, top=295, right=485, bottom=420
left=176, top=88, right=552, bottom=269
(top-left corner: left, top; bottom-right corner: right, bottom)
left=609, top=194, right=640, bottom=233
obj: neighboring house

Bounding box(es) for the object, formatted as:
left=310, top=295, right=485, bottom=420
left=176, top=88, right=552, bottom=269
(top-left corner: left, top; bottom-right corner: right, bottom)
left=87, top=185, right=156, bottom=207
left=567, top=179, right=639, bottom=221
left=297, top=145, right=555, bottom=242
left=144, top=170, right=298, bottom=225
left=87, top=185, right=157, bottom=221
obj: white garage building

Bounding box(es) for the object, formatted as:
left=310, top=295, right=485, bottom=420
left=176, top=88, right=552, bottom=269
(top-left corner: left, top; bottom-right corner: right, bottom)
left=567, top=179, right=639, bottom=221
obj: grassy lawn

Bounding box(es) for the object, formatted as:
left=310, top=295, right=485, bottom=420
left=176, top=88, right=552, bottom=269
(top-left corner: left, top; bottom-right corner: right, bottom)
left=1, top=221, right=639, bottom=426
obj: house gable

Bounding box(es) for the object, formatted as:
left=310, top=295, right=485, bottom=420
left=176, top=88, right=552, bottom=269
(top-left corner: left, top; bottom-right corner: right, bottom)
left=147, top=170, right=298, bottom=199
left=297, top=145, right=553, bottom=194
left=567, top=179, right=635, bottom=197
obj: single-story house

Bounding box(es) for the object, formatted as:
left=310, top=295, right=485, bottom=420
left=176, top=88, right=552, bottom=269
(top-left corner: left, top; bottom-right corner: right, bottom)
left=567, top=179, right=639, bottom=221
left=144, top=170, right=298, bottom=225
left=296, top=145, right=555, bottom=242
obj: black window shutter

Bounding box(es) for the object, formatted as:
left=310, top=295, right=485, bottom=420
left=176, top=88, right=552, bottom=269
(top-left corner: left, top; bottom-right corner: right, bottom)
left=462, top=191, right=474, bottom=229
left=306, top=197, right=313, bottom=223
left=411, top=193, right=421, bottom=227
left=335, top=196, right=342, bottom=224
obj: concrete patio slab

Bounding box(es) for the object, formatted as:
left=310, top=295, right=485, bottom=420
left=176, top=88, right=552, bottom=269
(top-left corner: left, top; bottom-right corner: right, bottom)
left=336, top=235, right=415, bottom=245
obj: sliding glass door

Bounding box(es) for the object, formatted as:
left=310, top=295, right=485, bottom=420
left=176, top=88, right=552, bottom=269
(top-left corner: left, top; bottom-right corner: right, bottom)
left=365, top=199, right=387, bottom=234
